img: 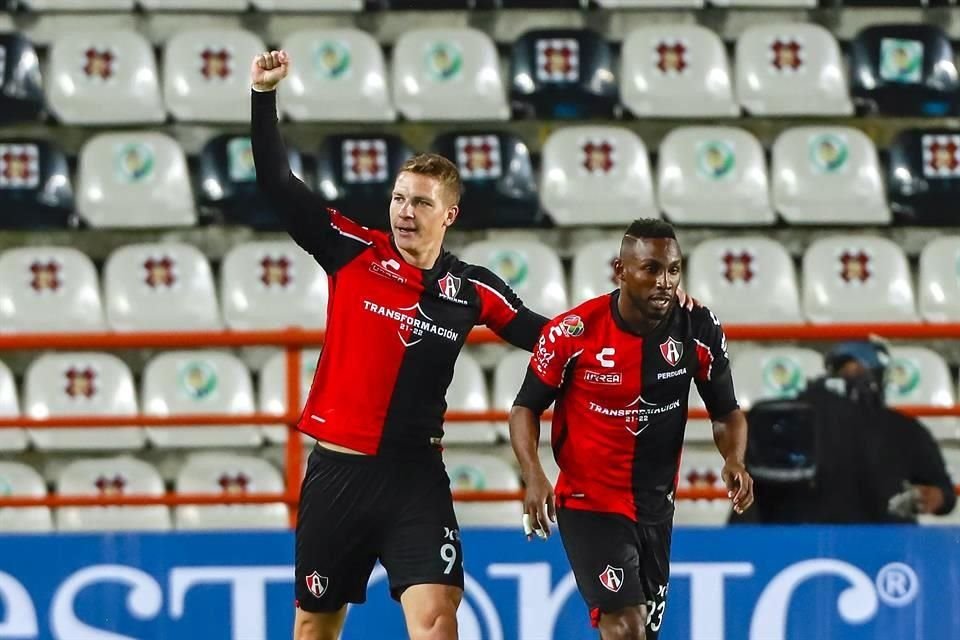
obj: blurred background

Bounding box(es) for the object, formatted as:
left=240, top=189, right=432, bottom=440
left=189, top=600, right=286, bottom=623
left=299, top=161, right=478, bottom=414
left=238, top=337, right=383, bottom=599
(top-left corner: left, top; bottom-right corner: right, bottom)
left=0, top=1, right=959, bottom=638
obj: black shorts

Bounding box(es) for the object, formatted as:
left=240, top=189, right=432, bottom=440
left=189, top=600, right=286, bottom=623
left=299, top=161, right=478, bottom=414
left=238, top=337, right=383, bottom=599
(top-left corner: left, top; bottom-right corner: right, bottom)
left=557, top=507, right=673, bottom=639
left=295, top=444, right=464, bottom=613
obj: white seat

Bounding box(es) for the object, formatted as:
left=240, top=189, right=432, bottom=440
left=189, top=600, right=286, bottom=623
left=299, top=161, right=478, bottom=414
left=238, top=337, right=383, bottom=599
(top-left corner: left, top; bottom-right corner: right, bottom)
left=143, top=351, right=261, bottom=448
left=538, top=445, right=560, bottom=485
left=713, top=0, right=814, bottom=6
left=278, top=29, right=394, bottom=122
left=24, top=353, right=143, bottom=451
left=802, top=236, right=919, bottom=324
left=540, top=126, right=658, bottom=226
left=56, top=456, right=170, bottom=532
left=686, top=236, right=802, bottom=324
left=259, top=348, right=321, bottom=444
left=21, top=0, right=133, bottom=8
left=45, top=29, right=164, bottom=124
left=658, top=127, right=775, bottom=225
left=920, top=448, right=960, bottom=525
left=253, top=0, right=362, bottom=8
left=0, top=246, right=105, bottom=333
left=444, top=451, right=520, bottom=527
left=772, top=127, right=889, bottom=225
left=175, top=453, right=287, bottom=530
left=163, top=28, right=266, bottom=122
left=621, top=25, right=737, bottom=118
left=919, top=237, right=960, bottom=323
left=142, top=0, right=246, bottom=9
left=884, top=347, right=958, bottom=443
left=443, top=350, right=497, bottom=445
left=221, top=241, right=327, bottom=331
left=570, top=238, right=621, bottom=306
left=77, top=132, right=196, bottom=227
left=0, top=361, right=24, bottom=452
left=675, top=448, right=730, bottom=526
left=460, top=238, right=568, bottom=318
left=492, top=349, right=551, bottom=444
left=735, top=24, right=852, bottom=116
left=731, top=347, right=824, bottom=408
left=597, top=0, right=703, bottom=8
left=0, top=462, right=52, bottom=532
left=104, top=243, right=222, bottom=332
left=685, top=385, right=713, bottom=445
left=392, top=28, right=508, bottom=121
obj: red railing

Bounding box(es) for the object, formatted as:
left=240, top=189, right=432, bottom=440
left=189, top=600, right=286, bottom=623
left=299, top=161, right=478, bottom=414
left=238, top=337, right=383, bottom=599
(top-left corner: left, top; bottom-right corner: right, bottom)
left=1, top=323, right=959, bottom=526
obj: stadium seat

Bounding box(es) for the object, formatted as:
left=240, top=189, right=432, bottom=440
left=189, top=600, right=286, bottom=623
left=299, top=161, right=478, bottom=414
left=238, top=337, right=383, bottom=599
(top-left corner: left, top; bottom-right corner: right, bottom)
left=920, top=448, right=960, bottom=525
left=142, top=350, right=262, bottom=449
left=77, top=132, right=196, bottom=228
left=570, top=237, right=621, bottom=305
left=0, top=462, right=52, bottom=532
left=685, top=386, right=713, bottom=445
left=538, top=444, right=560, bottom=485
left=919, top=237, right=960, bottom=322
left=0, top=139, right=75, bottom=229
left=142, top=0, right=246, bottom=9
left=24, top=353, right=143, bottom=451
left=886, top=347, right=959, bottom=443
left=540, top=126, right=658, bottom=226
left=596, top=0, right=703, bottom=7
left=393, top=28, right=508, bottom=121
left=253, top=0, right=363, bottom=9
left=444, top=451, right=520, bottom=526
left=460, top=238, right=568, bottom=318
left=45, top=29, right=164, bottom=125
left=314, top=133, right=413, bottom=230
left=849, top=25, right=960, bottom=117
left=492, top=349, right=550, bottom=443
left=443, top=351, right=498, bottom=445
left=175, top=453, right=287, bottom=530
left=730, top=347, right=824, bottom=408
left=771, top=127, right=890, bottom=225
left=735, top=24, right=852, bottom=116
left=221, top=240, right=327, bottom=331
left=0, top=34, right=45, bottom=125
left=620, top=25, right=737, bottom=118
left=675, top=448, right=730, bottom=525
left=657, top=127, right=775, bottom=225
left=712, top=0, right=814, bottom=7
left=0, top=361, right=24, bottom=452
left=103, top=243, right=222, bottom=332
left=0, top=246, right=105, bottom=333
left=886, top=129, right=960, bottom=225
left=278, top=29, right=394, bottom=122
left=163, top=28, right=266, bottom=122
left=259, top=348, right=321, bottom=444
left=55, top=457, right=170, bottom=532
left=20, top=0, right=133, bottom=7
left=801, top=236, right=919, bottom=324
left=509, top=28, right=618, bottom=119
left=686, top=237, right=802, bottom=325
left=197, top=134, right=304, bottom=230
left=431, top=131, right=540, bottom=228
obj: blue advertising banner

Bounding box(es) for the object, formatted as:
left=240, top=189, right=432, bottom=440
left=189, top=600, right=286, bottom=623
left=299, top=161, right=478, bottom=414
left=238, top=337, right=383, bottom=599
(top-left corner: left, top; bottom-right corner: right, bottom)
left=0, top=526, right=958, bottom=639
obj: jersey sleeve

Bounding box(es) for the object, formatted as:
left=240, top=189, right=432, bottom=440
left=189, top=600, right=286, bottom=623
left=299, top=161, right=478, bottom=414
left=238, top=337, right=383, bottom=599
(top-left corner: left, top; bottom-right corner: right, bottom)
left=691, top=306, right=740, bottom=420
left=468, top=267, right=548, bottom=351
left=251, top=89, right=374, bottom=274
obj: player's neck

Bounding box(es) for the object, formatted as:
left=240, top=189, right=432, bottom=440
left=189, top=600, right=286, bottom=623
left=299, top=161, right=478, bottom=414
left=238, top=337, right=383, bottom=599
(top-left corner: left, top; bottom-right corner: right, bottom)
left=396, top=242, right=442, bottom=270
left=616, top=293, right=663, bottom=336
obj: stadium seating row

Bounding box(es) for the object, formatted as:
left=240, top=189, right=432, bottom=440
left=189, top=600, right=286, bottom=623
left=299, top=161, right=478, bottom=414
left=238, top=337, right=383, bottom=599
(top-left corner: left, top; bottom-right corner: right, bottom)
left=2, top=341, right=960, bottom=456
left=7, top=124, right=960, bottom=230
left=1, top=23, right=957, bottom=125
left=5, top=233, right=960, bottom=334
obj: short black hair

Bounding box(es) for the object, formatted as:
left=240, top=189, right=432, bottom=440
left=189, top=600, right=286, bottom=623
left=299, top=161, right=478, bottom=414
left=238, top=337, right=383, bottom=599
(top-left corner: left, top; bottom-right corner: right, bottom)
left=623, top=218, right=676, bottom=240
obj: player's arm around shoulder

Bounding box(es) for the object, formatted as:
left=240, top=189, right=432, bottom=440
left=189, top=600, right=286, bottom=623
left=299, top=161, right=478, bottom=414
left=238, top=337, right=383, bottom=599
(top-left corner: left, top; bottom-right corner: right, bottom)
left=464, top=264, right=549, bottom=352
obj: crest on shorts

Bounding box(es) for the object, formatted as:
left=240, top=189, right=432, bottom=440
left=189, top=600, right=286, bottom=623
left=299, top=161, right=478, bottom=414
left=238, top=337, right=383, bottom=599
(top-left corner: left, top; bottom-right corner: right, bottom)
left=305, top=571, right=329, bottom=599
left=599, top=565, right=624, bottom=593
left=660, top=337, right=683, bottom=367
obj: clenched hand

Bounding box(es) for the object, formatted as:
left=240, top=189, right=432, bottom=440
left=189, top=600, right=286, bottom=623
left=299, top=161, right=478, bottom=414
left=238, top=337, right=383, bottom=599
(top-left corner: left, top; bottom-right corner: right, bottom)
left=251, top=50, right=290, bottom=92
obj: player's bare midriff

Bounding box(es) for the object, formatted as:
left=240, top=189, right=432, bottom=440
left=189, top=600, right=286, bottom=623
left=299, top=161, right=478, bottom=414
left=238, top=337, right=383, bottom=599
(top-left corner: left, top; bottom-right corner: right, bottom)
left=317, top=440, right=367, bottom=455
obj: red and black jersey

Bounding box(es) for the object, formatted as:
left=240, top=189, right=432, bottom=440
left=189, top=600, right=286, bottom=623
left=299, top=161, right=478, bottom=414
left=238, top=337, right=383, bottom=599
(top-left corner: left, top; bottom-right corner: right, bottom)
left=252, top=89, right=546, bottom=455
left=514, top=291, right=739, bottom=523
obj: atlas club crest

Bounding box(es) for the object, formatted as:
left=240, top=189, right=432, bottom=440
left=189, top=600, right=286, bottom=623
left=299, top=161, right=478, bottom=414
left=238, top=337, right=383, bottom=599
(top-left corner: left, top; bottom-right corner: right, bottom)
left=660, top=337, right=683, bottom=367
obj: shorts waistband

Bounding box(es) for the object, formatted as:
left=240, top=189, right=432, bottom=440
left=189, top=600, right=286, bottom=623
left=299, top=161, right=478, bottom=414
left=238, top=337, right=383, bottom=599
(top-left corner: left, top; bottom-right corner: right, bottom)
left=312, top=440, right=443, bottom=463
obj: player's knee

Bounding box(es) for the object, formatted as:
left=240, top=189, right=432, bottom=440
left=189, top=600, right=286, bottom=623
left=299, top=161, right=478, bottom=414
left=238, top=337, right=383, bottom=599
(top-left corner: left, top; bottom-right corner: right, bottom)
left=407, top=602, right=458, bottom=640
left=599, top=606, right=647, bottom=640
left=293, top=608, right=346, bottom=640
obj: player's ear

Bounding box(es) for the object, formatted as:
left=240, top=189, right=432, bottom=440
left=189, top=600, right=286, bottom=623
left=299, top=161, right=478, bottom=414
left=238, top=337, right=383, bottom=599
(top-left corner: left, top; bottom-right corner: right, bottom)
left=613, top=258, right=625, bottom=283
left=444, top=204, right=459, bottom=227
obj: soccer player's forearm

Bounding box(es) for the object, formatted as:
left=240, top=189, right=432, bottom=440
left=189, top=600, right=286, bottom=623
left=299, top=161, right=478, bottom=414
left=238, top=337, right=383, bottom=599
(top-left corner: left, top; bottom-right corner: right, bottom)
left=712, top=409, right=748, bottom=464
left=250, top=89, right=295, bottom=192
left=509, top=405, right=546, bottom=482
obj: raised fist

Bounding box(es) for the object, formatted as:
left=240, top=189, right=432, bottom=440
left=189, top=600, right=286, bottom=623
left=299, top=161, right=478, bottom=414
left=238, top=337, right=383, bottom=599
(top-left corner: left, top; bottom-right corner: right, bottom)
left=251, top=50, right=290, bottom=92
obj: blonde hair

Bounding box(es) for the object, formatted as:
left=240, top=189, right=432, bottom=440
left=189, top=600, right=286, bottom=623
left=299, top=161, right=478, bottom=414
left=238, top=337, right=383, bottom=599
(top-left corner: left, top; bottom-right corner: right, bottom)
left=398, top=153, right=463, bottom=205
